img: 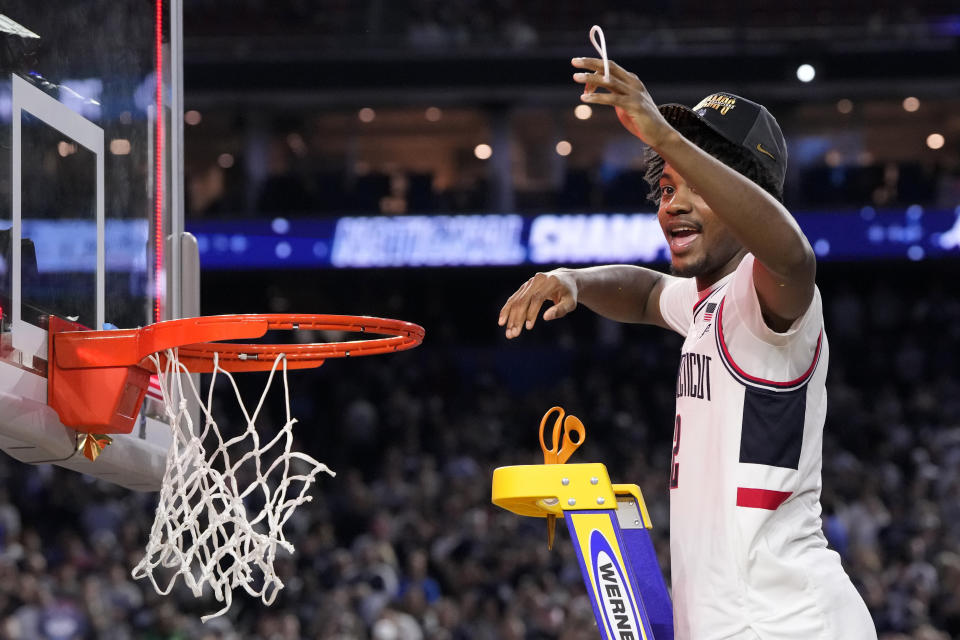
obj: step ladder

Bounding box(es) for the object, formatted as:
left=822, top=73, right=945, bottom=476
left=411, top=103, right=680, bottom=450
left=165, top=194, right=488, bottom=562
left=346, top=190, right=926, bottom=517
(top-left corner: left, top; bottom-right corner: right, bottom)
left=491, top=409, right=674, bottom=640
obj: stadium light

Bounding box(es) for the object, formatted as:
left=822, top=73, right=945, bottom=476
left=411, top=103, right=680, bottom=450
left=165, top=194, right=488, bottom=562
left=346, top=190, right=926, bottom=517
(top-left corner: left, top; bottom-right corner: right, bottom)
left=574, top=105, right=593, bottom=120
left=796, top=64, right=816, bottom=82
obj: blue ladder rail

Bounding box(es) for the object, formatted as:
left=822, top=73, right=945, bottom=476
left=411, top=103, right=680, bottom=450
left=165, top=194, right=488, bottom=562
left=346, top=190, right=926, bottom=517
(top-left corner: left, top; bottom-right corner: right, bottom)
left=492, top=462, right=674, bottom=640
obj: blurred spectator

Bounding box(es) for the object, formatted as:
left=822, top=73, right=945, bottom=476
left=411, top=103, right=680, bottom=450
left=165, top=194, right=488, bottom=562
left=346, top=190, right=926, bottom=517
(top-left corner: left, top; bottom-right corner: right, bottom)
left=1, top=268, right=959, bottom=637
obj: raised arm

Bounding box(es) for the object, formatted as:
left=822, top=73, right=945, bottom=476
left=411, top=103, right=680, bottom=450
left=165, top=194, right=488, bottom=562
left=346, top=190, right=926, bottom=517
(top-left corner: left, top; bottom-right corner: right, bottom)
left=498, top=265, right=673, bottom=339
left=574, top=57, right=816, bottom=329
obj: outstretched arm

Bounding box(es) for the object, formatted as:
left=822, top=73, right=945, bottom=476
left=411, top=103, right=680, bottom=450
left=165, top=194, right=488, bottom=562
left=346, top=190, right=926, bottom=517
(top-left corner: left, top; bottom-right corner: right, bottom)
left=574, top=57, right=816, bottom=330
left=498, top=265, right=673, bottom=339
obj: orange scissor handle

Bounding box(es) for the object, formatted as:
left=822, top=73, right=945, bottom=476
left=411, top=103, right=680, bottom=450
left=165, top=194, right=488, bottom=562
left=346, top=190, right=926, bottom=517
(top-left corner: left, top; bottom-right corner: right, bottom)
left=539, top=406, right=586, bottom=465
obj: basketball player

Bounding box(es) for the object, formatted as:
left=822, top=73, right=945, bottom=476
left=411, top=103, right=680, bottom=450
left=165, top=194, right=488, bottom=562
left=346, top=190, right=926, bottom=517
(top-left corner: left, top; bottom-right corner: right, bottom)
left=498, top=57, right=878, bottom=639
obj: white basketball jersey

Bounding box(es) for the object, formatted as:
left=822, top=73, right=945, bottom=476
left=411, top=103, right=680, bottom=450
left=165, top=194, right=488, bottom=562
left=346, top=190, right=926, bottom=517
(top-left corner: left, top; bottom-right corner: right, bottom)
left=658, top=254, right=876, bottom=640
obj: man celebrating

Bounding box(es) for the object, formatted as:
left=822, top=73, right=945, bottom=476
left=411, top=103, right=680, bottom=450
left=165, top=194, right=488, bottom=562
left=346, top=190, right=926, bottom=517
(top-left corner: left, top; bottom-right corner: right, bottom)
left=498, top=57, right=877, bottom=639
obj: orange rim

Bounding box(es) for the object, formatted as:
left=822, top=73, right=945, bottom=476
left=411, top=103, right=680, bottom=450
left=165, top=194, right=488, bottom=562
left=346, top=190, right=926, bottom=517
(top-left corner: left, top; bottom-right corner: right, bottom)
left=52, top=314, right=426, bottom=373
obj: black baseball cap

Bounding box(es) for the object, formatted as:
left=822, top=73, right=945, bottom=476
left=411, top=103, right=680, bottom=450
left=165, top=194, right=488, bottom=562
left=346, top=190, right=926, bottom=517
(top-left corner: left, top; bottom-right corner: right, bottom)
left=659, top=92, right=787, bottom=193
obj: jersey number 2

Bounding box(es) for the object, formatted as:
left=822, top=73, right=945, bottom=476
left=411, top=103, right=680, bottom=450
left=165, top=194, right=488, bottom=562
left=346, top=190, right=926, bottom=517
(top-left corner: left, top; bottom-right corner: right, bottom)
left=670, top=414, right=681, bottom=489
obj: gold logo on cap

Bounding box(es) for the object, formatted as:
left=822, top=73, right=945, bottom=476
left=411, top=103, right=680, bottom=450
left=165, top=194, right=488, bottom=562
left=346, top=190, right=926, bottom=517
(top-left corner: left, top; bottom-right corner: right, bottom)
left=756, top=143, right=775, bottom=160
left=694, top=94, right=737, bottom=115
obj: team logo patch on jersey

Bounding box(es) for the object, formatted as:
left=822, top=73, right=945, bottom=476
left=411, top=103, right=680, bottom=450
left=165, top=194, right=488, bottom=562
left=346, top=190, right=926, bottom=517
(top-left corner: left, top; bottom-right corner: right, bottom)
left=589, top=530, right=644, bottom=640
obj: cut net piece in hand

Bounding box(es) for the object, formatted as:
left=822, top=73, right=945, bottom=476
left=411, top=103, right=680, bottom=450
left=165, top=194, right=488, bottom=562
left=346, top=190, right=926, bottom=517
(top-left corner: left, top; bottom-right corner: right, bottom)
left=131, top=349, right=334, bottom=622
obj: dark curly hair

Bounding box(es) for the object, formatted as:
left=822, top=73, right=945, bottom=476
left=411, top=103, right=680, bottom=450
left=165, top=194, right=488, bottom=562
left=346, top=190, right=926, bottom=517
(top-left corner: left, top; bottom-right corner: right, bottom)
left=643, top=114, right=784, bottom=204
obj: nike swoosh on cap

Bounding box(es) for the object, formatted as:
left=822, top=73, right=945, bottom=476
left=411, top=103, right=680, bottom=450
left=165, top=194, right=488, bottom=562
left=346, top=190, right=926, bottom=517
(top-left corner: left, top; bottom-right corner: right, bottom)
left=756, top=143, right=775, bottom=160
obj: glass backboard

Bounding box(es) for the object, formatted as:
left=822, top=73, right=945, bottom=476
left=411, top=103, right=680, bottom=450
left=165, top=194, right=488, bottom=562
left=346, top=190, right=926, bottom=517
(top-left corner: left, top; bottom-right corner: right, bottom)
left=0, top=1, right=192, bottom=490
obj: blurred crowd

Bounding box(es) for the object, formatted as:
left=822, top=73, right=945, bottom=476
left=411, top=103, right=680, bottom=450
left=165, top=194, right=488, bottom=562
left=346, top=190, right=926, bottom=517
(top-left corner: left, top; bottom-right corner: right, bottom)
left=183, top=0, right=954, bottom=47
left=1, top=264, right=960, bottom=639
left=188, top=152, right=958, bottom=219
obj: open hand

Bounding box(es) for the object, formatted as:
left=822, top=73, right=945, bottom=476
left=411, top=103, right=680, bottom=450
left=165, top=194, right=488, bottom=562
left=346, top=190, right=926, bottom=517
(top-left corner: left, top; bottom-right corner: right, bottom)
left=573, top=57, right=673, bottom=148
left=498, top=270, right=579, bottom=339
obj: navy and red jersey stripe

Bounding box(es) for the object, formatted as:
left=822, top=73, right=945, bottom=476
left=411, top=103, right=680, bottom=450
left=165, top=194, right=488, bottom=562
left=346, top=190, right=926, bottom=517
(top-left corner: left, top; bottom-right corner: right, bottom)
left=714, top=298, right=822, bottom=393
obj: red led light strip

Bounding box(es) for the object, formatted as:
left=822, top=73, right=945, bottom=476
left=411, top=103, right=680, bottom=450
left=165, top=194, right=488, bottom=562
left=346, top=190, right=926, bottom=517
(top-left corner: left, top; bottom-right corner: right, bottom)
left=153, top=0, right=164, bottom=323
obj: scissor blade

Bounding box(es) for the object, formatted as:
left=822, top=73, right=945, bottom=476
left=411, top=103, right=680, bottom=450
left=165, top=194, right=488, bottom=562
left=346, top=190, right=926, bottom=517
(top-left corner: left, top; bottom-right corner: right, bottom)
left=547, top=514, right=557, bottom=551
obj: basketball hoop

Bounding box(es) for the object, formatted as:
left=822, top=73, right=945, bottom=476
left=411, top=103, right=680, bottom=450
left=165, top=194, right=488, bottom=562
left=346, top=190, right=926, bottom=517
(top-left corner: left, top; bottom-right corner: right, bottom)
left=46, top=314, right=424, bottom=621
left=49, top=314, right=424, bottom=434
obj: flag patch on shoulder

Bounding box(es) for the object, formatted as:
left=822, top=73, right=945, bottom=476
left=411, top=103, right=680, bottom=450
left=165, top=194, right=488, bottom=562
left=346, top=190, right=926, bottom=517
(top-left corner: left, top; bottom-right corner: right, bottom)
left=703, top=302, right=716, bottom=322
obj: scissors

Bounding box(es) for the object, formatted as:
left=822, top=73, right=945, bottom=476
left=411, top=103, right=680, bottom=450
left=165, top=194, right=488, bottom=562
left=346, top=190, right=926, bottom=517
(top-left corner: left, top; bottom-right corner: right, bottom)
left=540, top=406, right=585, bottom=465
left=539, top=406, right=585, bottom=549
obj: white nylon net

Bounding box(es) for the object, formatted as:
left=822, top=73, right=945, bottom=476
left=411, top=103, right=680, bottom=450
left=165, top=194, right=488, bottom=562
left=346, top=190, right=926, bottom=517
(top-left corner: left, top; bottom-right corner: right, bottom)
left=131, top=349, right=334, bottom=622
